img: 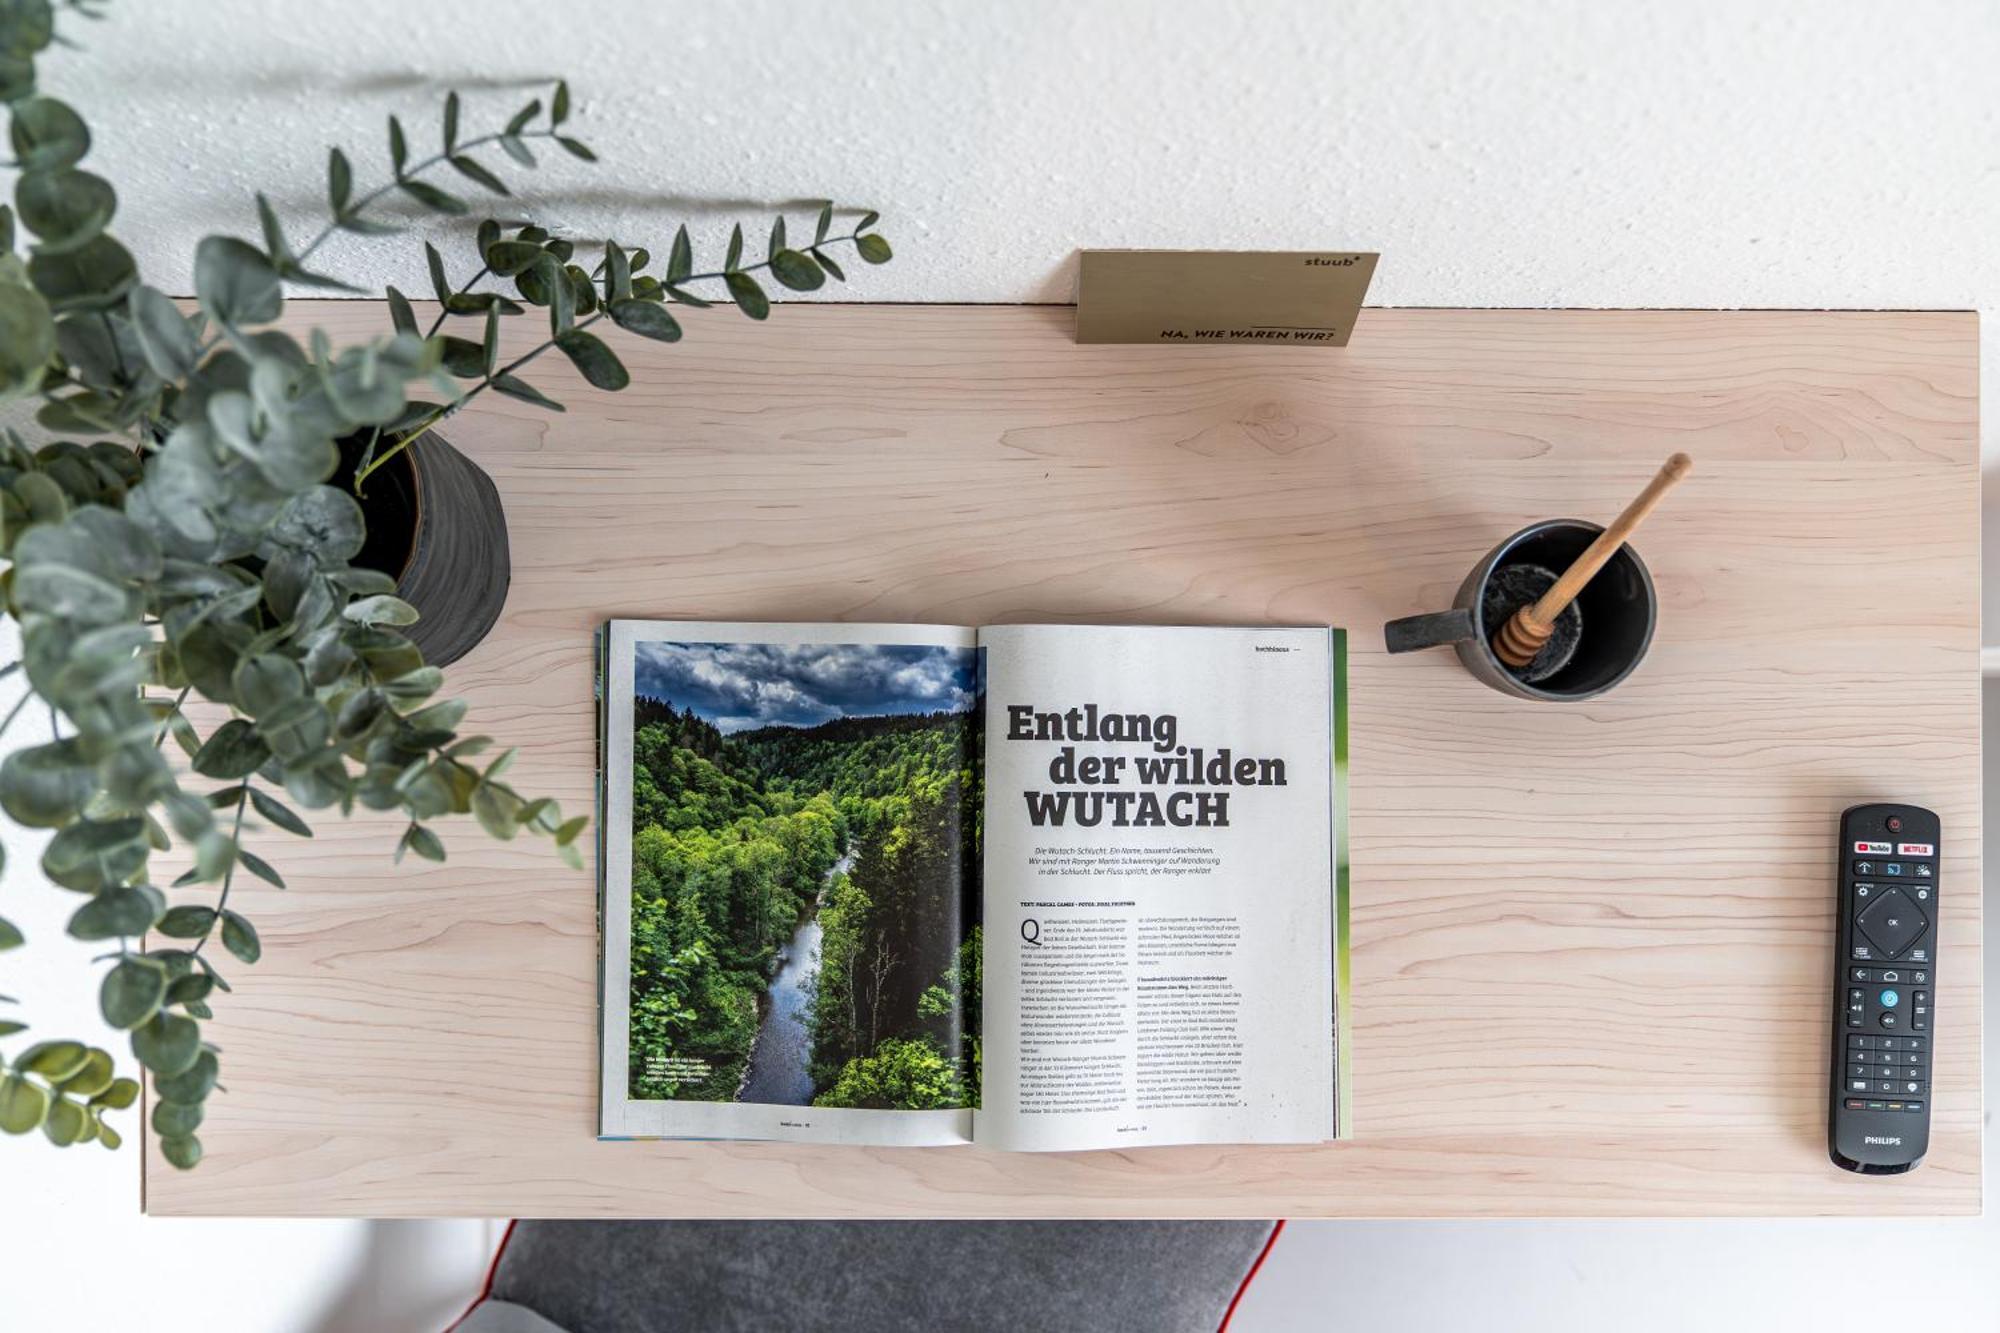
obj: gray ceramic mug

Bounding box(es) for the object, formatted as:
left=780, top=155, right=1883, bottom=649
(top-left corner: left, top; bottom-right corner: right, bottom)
left=1383, top=519, right=1657, bottom=701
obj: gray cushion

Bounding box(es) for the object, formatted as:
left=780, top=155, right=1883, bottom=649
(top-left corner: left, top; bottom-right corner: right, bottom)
left=484, top=1220, right=1276, bottom=1333
left=457, top=1300, right=571, bottom=1333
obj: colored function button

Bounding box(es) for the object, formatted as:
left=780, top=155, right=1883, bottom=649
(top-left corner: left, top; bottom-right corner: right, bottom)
left=1854, top=841, right=1892, bottom=854
left=1896, top=843, right=1934, bottom=857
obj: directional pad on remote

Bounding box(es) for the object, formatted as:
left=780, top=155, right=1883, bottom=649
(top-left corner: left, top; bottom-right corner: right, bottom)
left=1857, top=888, right=1927, bottom=959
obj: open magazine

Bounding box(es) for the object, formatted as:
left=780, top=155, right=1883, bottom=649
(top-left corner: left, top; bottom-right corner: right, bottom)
left=597, top=621, right=1350, bottom=1149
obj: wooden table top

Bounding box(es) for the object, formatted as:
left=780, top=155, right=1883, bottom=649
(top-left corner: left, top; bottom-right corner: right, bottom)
left=145, top=304, right=1982, bottom=1218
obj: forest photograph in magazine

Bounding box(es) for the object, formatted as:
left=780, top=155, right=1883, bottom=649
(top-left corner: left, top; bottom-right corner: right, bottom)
left=624, top=640, right=982, bottom=1111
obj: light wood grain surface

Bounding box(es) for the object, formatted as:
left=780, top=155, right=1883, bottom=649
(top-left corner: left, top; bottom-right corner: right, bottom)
left=144, top=305, right=1982, bottom=1218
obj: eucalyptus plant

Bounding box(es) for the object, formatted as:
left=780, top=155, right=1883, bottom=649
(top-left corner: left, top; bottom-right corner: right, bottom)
left=0, top=0, right=894, bottom=1168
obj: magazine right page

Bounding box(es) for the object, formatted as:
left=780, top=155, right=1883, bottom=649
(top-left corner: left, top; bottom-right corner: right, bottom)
left=975, top=624, right=1339, bottom=1152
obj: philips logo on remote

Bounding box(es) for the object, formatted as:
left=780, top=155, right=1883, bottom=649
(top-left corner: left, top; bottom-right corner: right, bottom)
left=1864, top=1135, right=1903, bottom=1146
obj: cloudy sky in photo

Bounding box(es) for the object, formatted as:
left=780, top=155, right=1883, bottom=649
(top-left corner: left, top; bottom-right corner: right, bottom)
left=633, top=640, right=980, bottom=732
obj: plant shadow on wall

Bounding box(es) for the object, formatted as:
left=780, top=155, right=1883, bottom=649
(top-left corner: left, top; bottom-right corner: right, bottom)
left=0, top=0, right=894, bottom=1168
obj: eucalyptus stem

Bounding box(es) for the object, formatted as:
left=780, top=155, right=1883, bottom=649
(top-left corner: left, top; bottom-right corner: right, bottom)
left=149, top=684, right=192, bottom=749
left=354, top=261, right=494, bottom=479
left=352, top=309, right=607, bottom=489
left=294, top=130, right=560, bottom=267
left=191, top=783, right=251, bottom=958
left=0, top=687, right=31, bottom=741
left=350, top=229, right=873, bottom=491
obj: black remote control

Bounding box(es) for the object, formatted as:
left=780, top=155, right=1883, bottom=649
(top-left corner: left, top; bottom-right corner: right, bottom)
left=1829, top=802, right=1939, bottom=1174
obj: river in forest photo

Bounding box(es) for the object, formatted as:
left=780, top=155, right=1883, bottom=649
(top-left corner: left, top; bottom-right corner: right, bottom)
left=738, top=853, right=849, bottom=1105
left=623, top=638, right=984, bottom=1112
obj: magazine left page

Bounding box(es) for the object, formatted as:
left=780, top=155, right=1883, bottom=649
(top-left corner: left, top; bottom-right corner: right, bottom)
left=599, top=620, right=982, bottom=1145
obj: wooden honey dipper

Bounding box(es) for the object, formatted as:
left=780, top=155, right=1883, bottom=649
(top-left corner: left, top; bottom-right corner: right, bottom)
left=1492, top=452, right=1692, bottom=670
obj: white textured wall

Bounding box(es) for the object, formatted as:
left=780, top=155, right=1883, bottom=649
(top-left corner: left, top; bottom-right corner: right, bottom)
left=39, top=0, right=2000, bottom=313
left=5, top=2, right=1996, bottom=1329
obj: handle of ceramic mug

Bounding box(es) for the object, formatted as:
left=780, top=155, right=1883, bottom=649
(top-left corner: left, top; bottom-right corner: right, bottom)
left=1382, top=608, right=1476, bottom=654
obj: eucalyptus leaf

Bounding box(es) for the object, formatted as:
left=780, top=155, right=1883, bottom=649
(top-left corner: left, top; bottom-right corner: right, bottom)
left=154, top=1049, right=217, bottom=1104
left=67, top=884, right=165, bottom=940
left=489, top=373, right=564, bottom=411
left=483, top=239, right=541, bottom=277
left=93, top=1072, right=140, bottom=1104
left=554, top=329, right=627, bottom=390
left=42, top=815, right=147, bottom=891
left=155, top=905, right=216, bottom=939
left=724, top=271, right=769, bottom=320
left=249, top=788, right=311, bottom=838
left=128, top=284, right=198, bottom=378
left=18, top=1040, right=88, bottom=1081
left=256, top=695, right=332, bottom=762
left=220, top=910, right=261, bottom=963
left=131, top=1012, right=201, bottom=1077
left=160, top=1133, right=203, bottom=1169
left=152, top=1099, right=203, bottom=1137
left=232, top=653, right=304, bottom=716
left=0, top=280, right=55, bottom=402
left=15, top=167, right=116, bottom=252
left=194, top=235, right=281, bottom=328
left=0, top=1074, right=50, bottom=1135
left=769, top=249, right=824, bottom=292
left=667, top=225, right=691, bottom=282
left=191, top=719, right=269, bottom=779
left=0, top=738, right=97, bottom=828
left=27, top=232, right=135, bottom=312
left=425, top=241, right=450, bottom=304
left=56, top=1048, right=113, bottom=1099
left=9, top=95, right=88, bottom=170
left=99, top=956, right=167, bottom=1029
left=608, top=299, right=680, bottom=342
left=386, top=284, right=417, bottom=336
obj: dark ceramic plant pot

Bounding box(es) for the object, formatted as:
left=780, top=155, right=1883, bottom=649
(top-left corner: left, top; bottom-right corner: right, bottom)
left=341, top=432, right=510, bottom=668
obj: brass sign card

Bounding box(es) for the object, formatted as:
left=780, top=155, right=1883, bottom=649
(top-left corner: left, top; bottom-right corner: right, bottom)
left=1076, top=249, right=1378, bottom=346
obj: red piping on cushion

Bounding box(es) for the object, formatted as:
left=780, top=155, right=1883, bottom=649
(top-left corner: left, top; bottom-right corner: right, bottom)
left=444, top=1218, right=519, bottom=1333
left=1217, top=1219, right=1285, bottom=1333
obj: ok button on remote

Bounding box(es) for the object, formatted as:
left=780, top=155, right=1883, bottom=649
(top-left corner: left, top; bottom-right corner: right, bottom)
left=1878, top=989, right=1899, bottom=1008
